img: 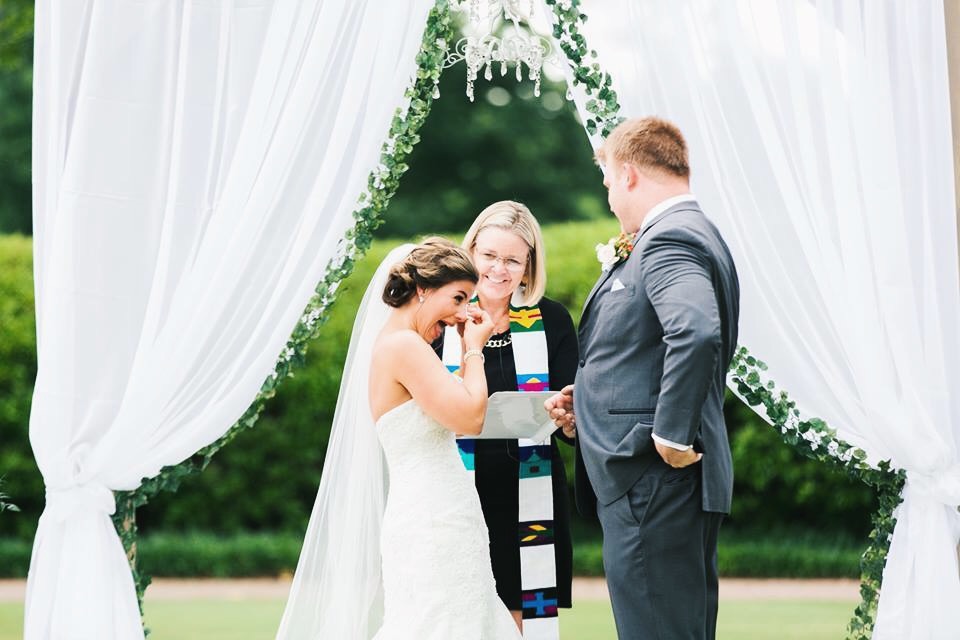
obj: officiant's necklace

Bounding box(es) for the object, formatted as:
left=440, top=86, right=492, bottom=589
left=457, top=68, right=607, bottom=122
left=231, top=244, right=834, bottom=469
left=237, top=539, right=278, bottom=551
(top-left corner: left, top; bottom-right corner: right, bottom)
left=485, top=333, right=512, bottom=348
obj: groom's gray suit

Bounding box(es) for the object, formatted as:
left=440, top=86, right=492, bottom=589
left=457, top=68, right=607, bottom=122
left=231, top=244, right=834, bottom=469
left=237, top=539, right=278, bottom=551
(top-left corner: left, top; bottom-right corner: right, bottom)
left=574, top=200, right=739, bottom=640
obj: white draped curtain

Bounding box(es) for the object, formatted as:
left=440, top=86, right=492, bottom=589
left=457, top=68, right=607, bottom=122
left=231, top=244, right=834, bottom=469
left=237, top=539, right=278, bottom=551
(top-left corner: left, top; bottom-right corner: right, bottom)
left=568, top=0, right=960, bottom=637
left=27, top=0, right=434, bottom=637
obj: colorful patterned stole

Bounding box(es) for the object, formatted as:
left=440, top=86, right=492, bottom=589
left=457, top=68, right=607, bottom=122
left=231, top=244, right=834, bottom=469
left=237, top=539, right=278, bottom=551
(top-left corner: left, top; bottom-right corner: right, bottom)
left=442, top=299, right=560, bottom=640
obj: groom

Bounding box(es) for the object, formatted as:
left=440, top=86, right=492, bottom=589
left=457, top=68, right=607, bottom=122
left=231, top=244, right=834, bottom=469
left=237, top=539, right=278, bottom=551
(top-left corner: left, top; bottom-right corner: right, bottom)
left=547, top=116, right=739, bottom=639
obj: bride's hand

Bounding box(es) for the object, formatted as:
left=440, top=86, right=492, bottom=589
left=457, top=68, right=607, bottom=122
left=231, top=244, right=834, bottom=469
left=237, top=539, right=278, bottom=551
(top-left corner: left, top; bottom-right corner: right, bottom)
left=462, top=305, right=494, bottom=350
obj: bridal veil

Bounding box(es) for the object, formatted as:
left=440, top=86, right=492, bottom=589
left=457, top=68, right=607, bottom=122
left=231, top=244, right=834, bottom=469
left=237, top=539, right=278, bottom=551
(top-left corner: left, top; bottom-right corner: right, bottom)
left=276, top=244, right=413, bottom=639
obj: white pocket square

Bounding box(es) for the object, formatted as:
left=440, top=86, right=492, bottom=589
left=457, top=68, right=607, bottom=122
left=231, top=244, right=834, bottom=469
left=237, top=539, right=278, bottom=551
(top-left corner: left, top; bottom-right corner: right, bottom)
left=611, top=278, right=626, bottom=292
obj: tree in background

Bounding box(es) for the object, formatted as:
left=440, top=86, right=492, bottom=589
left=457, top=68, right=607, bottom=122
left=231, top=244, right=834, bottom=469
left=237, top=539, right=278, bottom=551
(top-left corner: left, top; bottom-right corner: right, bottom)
left=0, top=0, right=32, bottom=69
left=381, top=64, right=608, bottom=237
left=0, top=0, right=32, bottom=235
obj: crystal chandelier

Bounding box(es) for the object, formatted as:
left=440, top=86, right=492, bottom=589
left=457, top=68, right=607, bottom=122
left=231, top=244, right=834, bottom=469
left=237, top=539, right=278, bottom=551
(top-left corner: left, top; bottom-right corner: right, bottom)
left=444, top=0, right=560, bottom=102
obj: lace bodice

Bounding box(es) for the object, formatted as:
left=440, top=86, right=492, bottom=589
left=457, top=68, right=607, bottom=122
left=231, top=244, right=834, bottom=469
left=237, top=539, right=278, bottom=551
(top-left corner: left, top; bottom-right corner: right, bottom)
left=376, top=400, right=478, bottom=505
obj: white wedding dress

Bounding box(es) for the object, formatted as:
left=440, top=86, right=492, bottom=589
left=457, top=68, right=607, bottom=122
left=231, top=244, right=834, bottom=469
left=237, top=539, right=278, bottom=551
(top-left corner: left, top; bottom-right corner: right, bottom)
left=373, top=399, right=522, bottom=640
left=276, top=245, right=522, bottom=640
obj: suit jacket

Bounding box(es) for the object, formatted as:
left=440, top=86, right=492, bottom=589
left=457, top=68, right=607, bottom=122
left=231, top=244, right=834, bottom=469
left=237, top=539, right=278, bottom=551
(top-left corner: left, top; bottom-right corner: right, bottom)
left=574, top=202, right=740, bottom=515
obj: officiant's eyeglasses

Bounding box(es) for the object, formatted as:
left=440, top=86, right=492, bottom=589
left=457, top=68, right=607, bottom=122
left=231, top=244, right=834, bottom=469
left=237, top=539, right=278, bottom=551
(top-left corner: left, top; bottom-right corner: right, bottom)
left=475, top=250, right=526, bottom=273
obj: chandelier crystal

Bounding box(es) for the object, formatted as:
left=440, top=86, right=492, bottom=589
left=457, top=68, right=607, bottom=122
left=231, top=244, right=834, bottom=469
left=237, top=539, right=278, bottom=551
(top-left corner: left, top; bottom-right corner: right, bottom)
left=444, top=0, right=561, bottom=102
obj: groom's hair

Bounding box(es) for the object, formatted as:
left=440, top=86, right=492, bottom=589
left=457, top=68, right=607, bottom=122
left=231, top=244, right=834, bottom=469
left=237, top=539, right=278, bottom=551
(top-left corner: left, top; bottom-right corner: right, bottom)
left=596, top=116, right=690, bottom=179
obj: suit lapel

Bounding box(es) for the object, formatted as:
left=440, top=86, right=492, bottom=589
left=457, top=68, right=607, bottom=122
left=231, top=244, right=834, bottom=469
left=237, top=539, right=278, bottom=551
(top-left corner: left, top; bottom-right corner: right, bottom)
left=581, top=204, right=702, bottom=328
left=580, top=261, right=621, bottom=328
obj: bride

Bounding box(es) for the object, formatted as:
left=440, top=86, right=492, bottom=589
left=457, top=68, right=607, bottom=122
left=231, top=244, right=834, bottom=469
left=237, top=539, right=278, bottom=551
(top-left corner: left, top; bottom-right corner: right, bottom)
left=276, top=238, right=523, bottom=640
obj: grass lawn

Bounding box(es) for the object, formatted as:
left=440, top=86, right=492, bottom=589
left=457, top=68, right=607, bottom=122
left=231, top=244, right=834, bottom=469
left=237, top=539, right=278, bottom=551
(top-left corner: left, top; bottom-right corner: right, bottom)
left=0, top=598, right=854, bottom=639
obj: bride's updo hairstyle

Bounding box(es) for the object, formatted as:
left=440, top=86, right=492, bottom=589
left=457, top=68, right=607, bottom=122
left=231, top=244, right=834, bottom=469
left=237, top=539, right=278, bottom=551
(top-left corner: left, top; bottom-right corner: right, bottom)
left=382, top=237, right=478, bottom=308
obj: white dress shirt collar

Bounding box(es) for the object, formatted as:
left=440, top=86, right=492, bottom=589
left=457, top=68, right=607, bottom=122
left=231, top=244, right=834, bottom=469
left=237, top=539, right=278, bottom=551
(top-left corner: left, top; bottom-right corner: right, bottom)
left=638, top=193, right=697, bottom=234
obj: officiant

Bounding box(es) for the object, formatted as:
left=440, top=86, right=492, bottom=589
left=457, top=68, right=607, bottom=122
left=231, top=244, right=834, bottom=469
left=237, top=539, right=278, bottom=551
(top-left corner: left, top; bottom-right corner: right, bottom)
left=433, top=201, right=578, bottom=635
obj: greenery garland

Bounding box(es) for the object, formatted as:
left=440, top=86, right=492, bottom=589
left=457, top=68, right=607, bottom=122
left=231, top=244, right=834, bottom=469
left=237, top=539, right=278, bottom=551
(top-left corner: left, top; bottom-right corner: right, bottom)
left=111, top=0, right=454, bottom=621
left=729, top=347, right=904, bottom=639
left=543, top=0, right=623, bottom=137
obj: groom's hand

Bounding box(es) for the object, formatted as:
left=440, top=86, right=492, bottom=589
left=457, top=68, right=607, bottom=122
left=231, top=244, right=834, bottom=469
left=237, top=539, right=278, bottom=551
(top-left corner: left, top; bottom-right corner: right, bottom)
left=546, top=385, right=576, bottom=437
left=654, top=441, right=702, bottom=468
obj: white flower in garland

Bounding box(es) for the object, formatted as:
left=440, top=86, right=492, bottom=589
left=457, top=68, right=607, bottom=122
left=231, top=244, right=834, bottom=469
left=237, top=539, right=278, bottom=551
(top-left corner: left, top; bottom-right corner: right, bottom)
left=303, top=308, right=323, bottom=329
left=801, top=429, right=823, bottom=450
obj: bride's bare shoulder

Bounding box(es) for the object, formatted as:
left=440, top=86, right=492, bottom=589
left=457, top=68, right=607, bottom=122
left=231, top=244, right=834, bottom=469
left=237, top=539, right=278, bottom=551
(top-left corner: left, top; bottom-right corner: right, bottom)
left=374, top=328, right=431, bottom=365
left=376, top=328, right=423, bottom=350
left=370, top=329, right=432, bottom=419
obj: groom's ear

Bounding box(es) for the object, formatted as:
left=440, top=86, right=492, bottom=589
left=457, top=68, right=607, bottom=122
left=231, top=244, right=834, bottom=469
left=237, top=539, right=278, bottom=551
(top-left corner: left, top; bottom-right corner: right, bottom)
left=622, top=163, right=642, bottom=189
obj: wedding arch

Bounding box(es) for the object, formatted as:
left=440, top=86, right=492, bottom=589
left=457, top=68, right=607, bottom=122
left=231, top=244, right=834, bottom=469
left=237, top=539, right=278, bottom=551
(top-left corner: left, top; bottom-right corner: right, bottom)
left=25, top=1, right=959, bottom=639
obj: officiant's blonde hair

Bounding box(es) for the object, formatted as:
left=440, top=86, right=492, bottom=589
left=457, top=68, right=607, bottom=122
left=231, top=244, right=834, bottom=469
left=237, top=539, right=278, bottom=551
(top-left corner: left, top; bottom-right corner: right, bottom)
left=596, top=116, right=690, bottom=179
left=462, top=201, right=546, bottom=306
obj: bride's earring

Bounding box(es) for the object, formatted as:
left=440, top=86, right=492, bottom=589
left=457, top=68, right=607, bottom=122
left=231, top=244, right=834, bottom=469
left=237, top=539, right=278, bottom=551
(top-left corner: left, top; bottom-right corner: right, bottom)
left=418, top=294, right=424, bottom=303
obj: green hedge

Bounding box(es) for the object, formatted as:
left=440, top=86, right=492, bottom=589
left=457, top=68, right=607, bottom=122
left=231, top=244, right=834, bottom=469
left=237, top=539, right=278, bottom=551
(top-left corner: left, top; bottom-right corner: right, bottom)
left=0, top=234, right=37, bottom=539
left=0, top=224, right=876, bottom=541
left=0, top=530, right=860, bottom=579
left=717, top=537, right=860, bottom=579
left=139, top=532, right=303, bottom=578
left=0, top=536, right=29, bottom=576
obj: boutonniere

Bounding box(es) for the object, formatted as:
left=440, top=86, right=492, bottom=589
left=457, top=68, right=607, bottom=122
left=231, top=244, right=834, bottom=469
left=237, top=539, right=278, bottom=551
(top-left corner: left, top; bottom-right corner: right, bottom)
left=595, top=232, right=635, bottom=272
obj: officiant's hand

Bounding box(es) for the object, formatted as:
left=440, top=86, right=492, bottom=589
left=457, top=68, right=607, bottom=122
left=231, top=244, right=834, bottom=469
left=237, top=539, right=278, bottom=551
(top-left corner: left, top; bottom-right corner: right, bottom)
left=546, top=384, right=576, bottom=437
left=654, top=441, right=702, bottom=468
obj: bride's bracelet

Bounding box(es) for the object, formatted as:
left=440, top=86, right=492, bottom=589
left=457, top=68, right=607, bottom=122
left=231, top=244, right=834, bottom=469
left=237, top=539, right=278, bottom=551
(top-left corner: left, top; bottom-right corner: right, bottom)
left=463, top=348, right=485, bottom=364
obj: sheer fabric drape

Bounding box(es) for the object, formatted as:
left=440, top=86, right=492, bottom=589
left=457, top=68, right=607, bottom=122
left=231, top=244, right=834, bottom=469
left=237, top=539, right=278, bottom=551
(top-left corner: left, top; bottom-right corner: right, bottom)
left=27, top=1, right=433, bottom=637
left=564, top=1, right=960, bottom=637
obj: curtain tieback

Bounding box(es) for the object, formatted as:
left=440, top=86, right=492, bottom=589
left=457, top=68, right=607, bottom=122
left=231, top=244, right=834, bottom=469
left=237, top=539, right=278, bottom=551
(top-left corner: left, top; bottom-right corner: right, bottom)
left=906, top=466, right=960, bottom=509
left=43, top=483, right=116, bottom=524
